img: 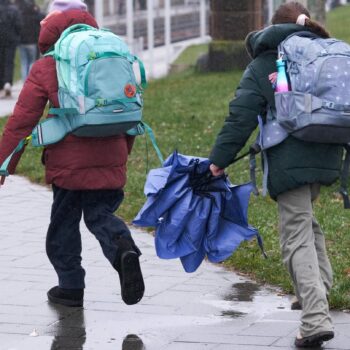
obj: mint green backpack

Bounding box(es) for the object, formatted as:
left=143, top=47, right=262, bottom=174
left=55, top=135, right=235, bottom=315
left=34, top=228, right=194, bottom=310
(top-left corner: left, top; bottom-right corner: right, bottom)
left=36, top=23, right=147, bottom=144
left=0, top=24, right=162, bottom=177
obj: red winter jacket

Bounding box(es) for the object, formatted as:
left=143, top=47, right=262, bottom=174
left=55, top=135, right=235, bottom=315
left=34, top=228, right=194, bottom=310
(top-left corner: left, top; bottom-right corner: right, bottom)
left=0, top=10, right=134, bottom=190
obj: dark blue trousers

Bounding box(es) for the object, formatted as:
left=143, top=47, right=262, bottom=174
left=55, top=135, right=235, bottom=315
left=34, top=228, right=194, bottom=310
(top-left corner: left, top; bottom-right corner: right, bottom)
left=46, top=185, right=139, bottom=289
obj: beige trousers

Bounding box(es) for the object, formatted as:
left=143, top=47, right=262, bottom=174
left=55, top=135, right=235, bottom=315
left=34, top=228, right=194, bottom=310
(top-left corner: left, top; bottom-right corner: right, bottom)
left=277, top=184, right=333, bottom=337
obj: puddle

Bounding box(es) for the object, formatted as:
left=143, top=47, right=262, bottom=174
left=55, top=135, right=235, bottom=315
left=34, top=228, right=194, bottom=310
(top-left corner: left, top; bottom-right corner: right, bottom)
left=223, top=282, right=261, bottom=302
left=216, top=280, right=290, bottom=319
left=221, top=310, right=247, bottom=318
left=50, top=334, right=86, bottom=349
left=46, top=304, right=86, bottom=349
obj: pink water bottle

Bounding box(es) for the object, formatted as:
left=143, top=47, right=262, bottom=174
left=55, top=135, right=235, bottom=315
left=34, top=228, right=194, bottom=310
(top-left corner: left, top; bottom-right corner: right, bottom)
left=275, top=58, right=290, bottom=92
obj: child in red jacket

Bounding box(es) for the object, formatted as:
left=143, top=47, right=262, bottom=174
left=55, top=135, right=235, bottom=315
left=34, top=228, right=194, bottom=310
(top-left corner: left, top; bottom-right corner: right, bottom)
left=0, top=0, right=144, bottom=307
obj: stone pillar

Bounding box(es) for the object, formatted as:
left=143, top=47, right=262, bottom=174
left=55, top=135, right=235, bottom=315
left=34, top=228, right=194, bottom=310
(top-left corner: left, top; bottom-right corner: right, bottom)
left=210, top=0, right=263, bottom=41
left=206, top=0, right=263, bottom=71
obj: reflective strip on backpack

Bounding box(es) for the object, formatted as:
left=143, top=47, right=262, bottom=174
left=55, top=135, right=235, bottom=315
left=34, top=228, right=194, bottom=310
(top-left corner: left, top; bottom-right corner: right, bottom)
left=95, top=97, right=138, bottom=107
left=339, top=146, right=350, bottom=209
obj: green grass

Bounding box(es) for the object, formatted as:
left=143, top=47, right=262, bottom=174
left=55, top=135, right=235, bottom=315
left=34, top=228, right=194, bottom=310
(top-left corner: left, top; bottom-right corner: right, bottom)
left=1, top=8, right=350, bottom=309
left=173, top=44, right=208, bottom=66
left=14, top=50, right=21, bottom=83
left=327, top=4, right=350, bottom=42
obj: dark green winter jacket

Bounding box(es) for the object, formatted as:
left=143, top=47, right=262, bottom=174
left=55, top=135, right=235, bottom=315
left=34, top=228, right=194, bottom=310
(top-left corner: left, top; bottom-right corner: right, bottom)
left=209, top=24, right=343, bottom=199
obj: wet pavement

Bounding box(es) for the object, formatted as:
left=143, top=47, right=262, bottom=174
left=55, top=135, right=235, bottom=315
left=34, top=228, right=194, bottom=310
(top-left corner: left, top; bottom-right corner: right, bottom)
left=0, top=176, right=350, bottom=350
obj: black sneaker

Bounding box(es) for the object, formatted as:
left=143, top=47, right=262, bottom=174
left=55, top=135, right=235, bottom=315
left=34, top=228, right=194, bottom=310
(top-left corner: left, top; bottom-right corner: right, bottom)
left=291, top=296, right=302, bottom=310
left=295, top=331, right=334, bottom=348
left=47, top=286, right=84, bottom=307
left=113, top=237, right=145, bottom=305
left=3, top=83, right=11, bottom=97
left=122, top=334, right=145, bottom=350
left=117, top=250, right=145, bottom=305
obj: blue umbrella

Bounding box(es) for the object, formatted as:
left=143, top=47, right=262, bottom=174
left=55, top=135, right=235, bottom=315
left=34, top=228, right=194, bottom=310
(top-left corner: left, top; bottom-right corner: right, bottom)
left=133, top=151, right=264, bottom=272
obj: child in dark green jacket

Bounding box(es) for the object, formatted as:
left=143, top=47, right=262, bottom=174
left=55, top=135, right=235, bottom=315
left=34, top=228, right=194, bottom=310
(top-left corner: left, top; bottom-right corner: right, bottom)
left=210, top=2, right=341, bottom=348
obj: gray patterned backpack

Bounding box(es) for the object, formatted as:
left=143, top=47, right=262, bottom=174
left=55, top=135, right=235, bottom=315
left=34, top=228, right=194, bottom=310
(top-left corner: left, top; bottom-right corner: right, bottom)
left=252, top=32, right=350, bottom=207
left=275, top=31, right=350, bottom=144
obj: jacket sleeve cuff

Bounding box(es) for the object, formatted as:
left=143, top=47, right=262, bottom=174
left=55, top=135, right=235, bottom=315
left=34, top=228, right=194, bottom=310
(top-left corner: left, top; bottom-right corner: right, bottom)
left=209, top=147, right=236, bottom=169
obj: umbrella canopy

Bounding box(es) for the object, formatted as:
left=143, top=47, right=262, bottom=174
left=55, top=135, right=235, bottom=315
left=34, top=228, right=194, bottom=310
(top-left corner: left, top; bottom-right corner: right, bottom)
left=133, top=151, right=263, bottom=272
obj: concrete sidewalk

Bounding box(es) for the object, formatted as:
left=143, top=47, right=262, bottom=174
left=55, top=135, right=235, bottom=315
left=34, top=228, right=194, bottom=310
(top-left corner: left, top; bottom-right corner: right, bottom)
left=0, top=82, right=22, bottom=118
left=0, top=177, right=349, bottom=350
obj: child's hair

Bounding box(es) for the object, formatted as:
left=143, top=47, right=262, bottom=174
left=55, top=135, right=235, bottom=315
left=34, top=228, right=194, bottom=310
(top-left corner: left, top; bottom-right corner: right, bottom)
left=271, top=1, right=330, bottom=39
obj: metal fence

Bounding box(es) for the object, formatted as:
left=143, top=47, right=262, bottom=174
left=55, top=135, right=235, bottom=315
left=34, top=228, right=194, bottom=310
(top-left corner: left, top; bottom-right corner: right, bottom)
left=94, top=0, right=209, bottom=54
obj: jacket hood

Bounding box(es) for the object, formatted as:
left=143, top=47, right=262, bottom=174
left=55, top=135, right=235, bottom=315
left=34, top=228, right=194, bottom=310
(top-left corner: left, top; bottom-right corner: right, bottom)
left=245, top=24, right=308, bottom=59
left=38, top=9, right=98, bottom=54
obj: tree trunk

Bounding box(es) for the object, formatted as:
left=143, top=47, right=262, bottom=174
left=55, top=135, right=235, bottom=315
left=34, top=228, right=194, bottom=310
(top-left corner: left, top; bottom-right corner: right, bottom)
left=205, top=0, right=263, bottom=72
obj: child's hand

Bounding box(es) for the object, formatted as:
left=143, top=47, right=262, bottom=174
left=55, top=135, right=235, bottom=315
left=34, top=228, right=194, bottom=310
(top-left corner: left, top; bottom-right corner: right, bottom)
left=269, top=72, right=278, bottom=90
left=209, top=164, right=225, bottom=177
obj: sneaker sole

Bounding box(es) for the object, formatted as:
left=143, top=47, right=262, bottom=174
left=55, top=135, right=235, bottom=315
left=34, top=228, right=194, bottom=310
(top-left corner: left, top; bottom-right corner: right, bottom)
left=295, top=331, right=334, bottom=347
left=120, top=251, right=145, bottom=305
left=47, top=292, right=83, bottom=307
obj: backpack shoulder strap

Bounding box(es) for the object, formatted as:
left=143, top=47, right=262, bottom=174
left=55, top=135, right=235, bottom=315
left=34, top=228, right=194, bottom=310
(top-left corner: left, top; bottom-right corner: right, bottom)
left=339, top=145, right=350, bottom=209
left=0, top=137, right=31, bottom=177
left=282, top=30, right=320, bottom=42
left=278, top=31, right=321, bottom=57
left=128, top=122, right=163, bottom=165
left=59, top=23, right=96, bottom=41
left=43, top=49, right=54, bottom=58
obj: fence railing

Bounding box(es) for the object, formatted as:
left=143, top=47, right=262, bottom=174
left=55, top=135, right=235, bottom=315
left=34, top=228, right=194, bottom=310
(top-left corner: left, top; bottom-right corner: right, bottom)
left=93, top=0, right=209, bottom=77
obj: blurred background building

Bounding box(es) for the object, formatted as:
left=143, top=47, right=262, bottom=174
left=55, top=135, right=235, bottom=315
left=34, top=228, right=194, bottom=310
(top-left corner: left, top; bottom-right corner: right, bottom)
left=37, top=0, right=350, bottom=78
